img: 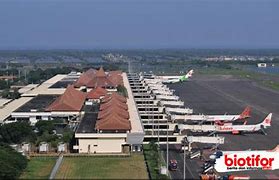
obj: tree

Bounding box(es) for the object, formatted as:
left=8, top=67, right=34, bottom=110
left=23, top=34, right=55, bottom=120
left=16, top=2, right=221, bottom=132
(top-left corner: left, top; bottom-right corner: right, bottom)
left=1, top=89, right=10, bottom=98
left=0, top=80, right=9, bottom=90
left=0, top=143, right=27, bottom=179
left=1, top=89, right=21, bottom=99
left=62, top=129, right=74, bottom=143
left=35, top=120, right=55, bottom=136
left=117, top=85, right=128, bottom=97
left=36, top=131, right=58, bottom=145
left=28, top=68, right=44, bottom=84
left=0, top=122, right=36, bottom=144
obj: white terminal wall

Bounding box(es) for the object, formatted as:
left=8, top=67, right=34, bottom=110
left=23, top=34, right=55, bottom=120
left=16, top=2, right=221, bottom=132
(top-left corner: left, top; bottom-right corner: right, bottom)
left=78, top=138, right=126, bottom=153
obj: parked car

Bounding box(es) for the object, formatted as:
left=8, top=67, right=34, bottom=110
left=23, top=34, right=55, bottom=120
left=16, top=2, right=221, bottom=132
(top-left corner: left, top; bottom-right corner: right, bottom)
left=169, top=159, right=178, bottom=171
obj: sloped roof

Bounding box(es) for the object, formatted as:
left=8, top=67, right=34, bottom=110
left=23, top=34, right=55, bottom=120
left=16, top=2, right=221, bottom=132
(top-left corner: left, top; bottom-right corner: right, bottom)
left=95, top=92, right=130, bottom=131
left=100, top=100, right=128, bottom=110
left=86, top=76, right=116, bottom=89
left=74, top=68, right=123, bottom=88
left=102, top=92, right=127, bottom=103
left=98, top=107, right=129, bottom=119
left=98, top=112, right=129, bottom=122
left=46, top=85, right=86, bottom=111
left=95, top=116, right=131, bottom=131
left=107, top=71, right=123, bottom=86
left=96, top=67, right=106, bottom=77
left=74, top=68, right=96, bottom=87
left=87, top=87, right=108, bottom=99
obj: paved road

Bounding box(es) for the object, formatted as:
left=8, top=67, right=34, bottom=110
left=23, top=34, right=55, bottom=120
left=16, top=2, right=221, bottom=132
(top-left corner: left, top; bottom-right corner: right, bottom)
left=161, top=144, right=201, bottom=180
left=49, top=154, right=63, bottom=179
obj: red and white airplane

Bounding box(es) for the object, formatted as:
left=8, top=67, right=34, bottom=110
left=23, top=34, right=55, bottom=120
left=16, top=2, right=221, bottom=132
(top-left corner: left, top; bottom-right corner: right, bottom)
left=178, top=113, right=272, bottom=135
left=171, top=106, right=251, bottom=123
left=207, top=106, right=251, bottom=123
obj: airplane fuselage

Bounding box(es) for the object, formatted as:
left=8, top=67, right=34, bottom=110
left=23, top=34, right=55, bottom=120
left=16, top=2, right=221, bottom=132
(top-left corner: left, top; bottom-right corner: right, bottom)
left=179, top=123, right=262, bottom=133
left=172, top=114, right=242, bottom=122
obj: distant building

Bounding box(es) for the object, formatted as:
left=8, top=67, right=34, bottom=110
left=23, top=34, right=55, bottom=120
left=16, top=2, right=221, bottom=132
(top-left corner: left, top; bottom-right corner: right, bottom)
left=0, top=75, right=17, bottom=81
left=257, top=63, right=267, bottom=68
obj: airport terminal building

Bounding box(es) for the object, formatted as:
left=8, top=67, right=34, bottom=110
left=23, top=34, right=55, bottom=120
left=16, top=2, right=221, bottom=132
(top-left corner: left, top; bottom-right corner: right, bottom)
left=0, top=68, right=144, bottom=154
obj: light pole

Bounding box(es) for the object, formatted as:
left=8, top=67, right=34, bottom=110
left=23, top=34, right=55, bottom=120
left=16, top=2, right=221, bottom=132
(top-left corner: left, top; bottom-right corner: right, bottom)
left=155, top=101, right=160, bottom=170
left=183, top=137, right=186, bottom=180
left=166, top=108, right=169, bottom=174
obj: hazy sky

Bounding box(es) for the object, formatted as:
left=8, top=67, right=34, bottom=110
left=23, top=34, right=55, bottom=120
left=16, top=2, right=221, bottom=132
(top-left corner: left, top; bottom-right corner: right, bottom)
left=0, top=0, right=278, bottom=49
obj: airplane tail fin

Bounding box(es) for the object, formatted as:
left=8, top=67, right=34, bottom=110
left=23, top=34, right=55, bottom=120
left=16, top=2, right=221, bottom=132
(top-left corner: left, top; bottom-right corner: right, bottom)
left=260, top=113, right=272, bottom=127
left=185, top=69, right=194, bottom=79
left=239, top=106, right=251, bottom=119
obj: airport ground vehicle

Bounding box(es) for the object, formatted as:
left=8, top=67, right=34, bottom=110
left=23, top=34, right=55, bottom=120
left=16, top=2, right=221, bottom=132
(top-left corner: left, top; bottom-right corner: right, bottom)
left=169, top=159, right=178, bottom=171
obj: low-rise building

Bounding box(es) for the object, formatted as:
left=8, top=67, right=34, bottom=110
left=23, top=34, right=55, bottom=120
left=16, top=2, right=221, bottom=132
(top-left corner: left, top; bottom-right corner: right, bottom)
left=257, top=63, right=267, bottom=68
left=74, top=73, right=144, bottom=154
left=57, top=142, right=67, bottom=153
left=39, top=142, right=49, bottom=153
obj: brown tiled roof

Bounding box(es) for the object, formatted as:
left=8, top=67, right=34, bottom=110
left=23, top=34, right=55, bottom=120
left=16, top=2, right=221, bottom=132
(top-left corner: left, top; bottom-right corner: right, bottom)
left=74, top=68, right=96, bottom=87
left=87, top=87, right=108, bottom=99
left=102, top=92, right=127, bottom=103
left=95, top=117, right=131, bottom=131
left=95, top=92, right=130, bottom=131
left=100, top=100, right=128, bottom=110
left=98, top=107, right=129, bottom=119
left=96, top=67, right=106, bottom=77
left=86, top=76, right=116, bottom=89
left=74, top=68, right=123, bottom=89
left=46, top=85, right=86, bottom=111
left=98, top=112, right=129, bottom=122
left=107, top=71, right=123, bottom=86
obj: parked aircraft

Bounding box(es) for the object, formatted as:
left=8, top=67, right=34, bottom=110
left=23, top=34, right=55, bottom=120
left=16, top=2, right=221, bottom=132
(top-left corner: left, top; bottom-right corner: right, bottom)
left=178, top=113, right=272, bottom=135
left=158, top=69, right=194, bottom=84
left=171, top=107, right=251, bottom=124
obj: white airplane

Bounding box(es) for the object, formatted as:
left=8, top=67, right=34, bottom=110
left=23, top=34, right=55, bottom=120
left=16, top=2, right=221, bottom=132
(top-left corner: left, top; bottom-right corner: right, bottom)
left=172, top=107, right=251, bottom=124
left=156, top=69, right=194, bottom=84
left=178, top=113, right=272, bottom=135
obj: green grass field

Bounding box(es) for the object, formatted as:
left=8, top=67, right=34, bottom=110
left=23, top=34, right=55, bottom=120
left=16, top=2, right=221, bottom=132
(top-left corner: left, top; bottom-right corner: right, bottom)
left=20, top=157, right=56, bottom=179
left=55, top=154, right=148, bottom=179
left=143, top=144, right=169, bottom=180
left=197, top=67, right=279, bottom=91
